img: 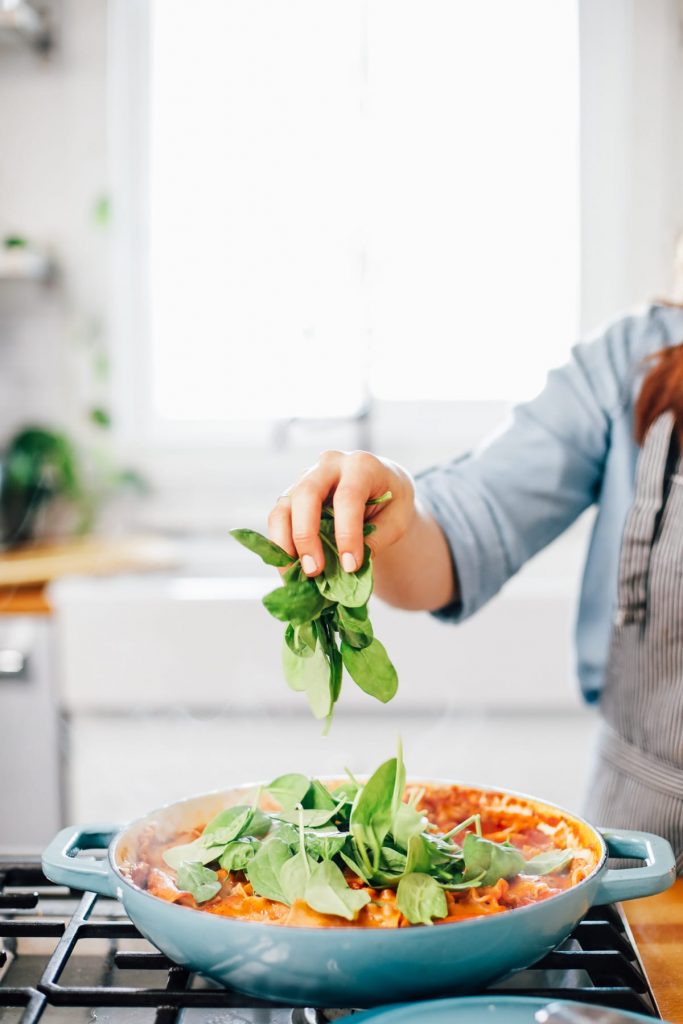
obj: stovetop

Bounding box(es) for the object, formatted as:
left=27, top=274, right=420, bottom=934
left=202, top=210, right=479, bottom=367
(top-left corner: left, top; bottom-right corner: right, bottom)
left=0, top=855, right=661, bottom=1023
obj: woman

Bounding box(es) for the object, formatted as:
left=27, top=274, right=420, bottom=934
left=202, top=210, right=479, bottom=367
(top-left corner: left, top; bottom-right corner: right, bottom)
left=268, top=302, right=683, bottom=872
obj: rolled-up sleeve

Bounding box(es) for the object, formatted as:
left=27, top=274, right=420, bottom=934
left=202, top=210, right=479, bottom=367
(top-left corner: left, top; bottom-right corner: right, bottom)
left=415, top=311, right=648, bottom=622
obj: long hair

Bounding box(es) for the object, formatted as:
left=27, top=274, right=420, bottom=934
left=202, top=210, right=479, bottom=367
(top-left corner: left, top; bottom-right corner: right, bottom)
left=634, top=342, right=683, bottom=444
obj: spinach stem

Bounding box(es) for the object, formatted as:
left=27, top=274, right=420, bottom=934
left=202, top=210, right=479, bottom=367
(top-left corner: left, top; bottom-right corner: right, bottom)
left=441, top=814, right=482, bottom=842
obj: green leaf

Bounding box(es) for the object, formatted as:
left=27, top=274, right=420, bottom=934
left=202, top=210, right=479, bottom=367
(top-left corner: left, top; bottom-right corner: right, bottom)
left=336, top=604, right=374, bottom=650
left=304, top=828, right=348, bottom=861
left=219, top=839, right=258, bottom=872
left=302, top=779, right=337, bottom=811
left=304, top=859, right=371, bottom=921
left=379, top=846, right=407, bottom=874
left=162, top=837, right=220, bottom=870
left=245, top=837, right=293, bottom=904
left=230, top=528, right=294, bottom=567
left=350, top=757, right=399, bottom=872
left=462, top=833, right=526, bottom=886
left=274, top=796, right=345, bottom=828
left=396, top=872, right=447, bottom=925
left=284, top=624, right=315, bottom=658
left=176, top=862, right=221, bottom=904
left=281, top=638, right=333, bottom=720
left=280, top=849, right=317, bottom=904
left=340, top=638, right=398, bottom=703
left=315, top=542, right=374, bottom=608
left=204, top=805, right=271, bottom=842
left=523, top=849, right=575, bottom=876
left=263, top=579, right=325, bottom=626
left=339, top=849, right=372, bottom=885
left=392, top=801, right=427, bottom=851
left=266, top=773, right=311, bottom=811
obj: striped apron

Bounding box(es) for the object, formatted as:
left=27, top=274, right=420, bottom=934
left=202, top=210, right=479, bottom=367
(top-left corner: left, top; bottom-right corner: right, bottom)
left=584, top=411, right=683, bottom=875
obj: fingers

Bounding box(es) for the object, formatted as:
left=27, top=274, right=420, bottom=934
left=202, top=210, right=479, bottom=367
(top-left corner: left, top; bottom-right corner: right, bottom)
left=332, top=454, right=380, bottom=571
left=267, top=496, right=296, bottom=562
left=274, top=454, right=342, bottom=576
left=268, top=450, right=405, bottom=579
left=289, top=474, right=330, bottom=576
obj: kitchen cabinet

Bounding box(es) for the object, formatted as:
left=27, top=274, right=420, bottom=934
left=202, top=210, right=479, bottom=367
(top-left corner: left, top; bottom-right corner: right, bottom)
left=0, top=615, right=61, bottom=847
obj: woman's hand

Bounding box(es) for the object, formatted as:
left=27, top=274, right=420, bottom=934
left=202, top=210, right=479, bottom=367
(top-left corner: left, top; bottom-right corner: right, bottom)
left=268, top=450, right=415, bottom=577
left=268, top=450, right=456, bottom=612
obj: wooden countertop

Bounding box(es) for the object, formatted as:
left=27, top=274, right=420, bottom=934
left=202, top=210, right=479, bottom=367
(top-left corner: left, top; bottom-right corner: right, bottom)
left=0, top=584, right=50, bottom=615
left=0, top=536, right=177, bottom=615
left=623, top=877, right=683, bottom=1022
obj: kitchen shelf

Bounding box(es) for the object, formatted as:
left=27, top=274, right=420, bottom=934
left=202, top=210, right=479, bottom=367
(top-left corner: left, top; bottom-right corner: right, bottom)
left=0, top=244, right=54, bottom=282
left=0, top=0, right=51, bottom=52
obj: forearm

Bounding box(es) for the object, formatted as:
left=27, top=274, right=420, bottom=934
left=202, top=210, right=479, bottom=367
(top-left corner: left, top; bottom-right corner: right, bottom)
left=372, top=500, right=456, bottom=612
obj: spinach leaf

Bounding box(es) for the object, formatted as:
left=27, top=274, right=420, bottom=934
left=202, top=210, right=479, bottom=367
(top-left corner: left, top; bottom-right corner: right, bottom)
left=219, top=838, right=258, bottom=872
left=340, top=638, right=398, bottom=703
left=379, top=846, right=407, bottom=874
left=315, top=542, right=374, bottom=608
left=523, top=849, right=575, bottom=876
left=245, top=837, right=292, bottom=904
left=282, top=638, right=333, bottom=720
left=304, top=828, right=348, bottom=861
left=229, top=529, right=293, bottom=568
left=304, top=859, right=371, bottom=921
left=339, top=849, right=372, bottom=885
left=396, top=872, right=448, bottom=925
left=263, top=579, right=325, bottom=626
left=176, top=862, right=222, bottom=904
left=162, top=836, right=220, bottom=870
left=462, top=833, right=526, bottom=886
left=280, top=849, right=317, bottom=904
left=392, top=801, right=427, bottom=851
left=350, top=756, right=399, bottom=872
left=336, top=604, right=374, bottom=650
left=284, top=623, right=315, bottom=658
left=274, top=797, right=345, bottom=828
left=232, top=497, right=400, bottom=724
left=204, top=805, right=271, bottom=843
left=302, top=778, right=337, bottom=811
left=266, top=773, right=311, bottom=811
left=371, top=833, right=432, bottom=886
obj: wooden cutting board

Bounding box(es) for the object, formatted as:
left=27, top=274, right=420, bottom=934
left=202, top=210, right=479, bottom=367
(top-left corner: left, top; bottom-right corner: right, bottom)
left=0, top=535, right=177, bottom=587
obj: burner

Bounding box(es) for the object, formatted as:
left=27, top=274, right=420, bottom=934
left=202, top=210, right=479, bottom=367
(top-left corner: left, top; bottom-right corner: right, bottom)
left=0, top=856, right=661, bottom=1023
left=292, top=1012, right=358, bottom=1023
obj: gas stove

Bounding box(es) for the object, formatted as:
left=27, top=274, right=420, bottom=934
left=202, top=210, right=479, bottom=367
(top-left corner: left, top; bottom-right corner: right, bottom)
left=0, top=855, right=661, bottom=1023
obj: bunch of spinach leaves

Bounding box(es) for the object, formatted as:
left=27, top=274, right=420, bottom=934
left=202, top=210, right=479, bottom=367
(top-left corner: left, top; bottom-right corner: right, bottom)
left=161, top=744, right=578, bottom=925
left=230, top=493, right=398, bottom=726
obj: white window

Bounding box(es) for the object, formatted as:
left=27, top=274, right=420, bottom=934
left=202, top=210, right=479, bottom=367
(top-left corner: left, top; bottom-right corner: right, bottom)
left=112, top=0, right=579, bottom=439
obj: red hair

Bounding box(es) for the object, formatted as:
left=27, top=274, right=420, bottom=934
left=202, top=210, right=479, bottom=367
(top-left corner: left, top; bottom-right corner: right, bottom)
left=634, top=342, right=683, bottom=444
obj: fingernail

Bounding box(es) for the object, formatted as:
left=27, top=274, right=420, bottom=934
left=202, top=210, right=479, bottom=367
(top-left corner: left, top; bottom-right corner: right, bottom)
left=341, top=552, right=357, bottom=572
left=301, top=554, right=318, bottom=575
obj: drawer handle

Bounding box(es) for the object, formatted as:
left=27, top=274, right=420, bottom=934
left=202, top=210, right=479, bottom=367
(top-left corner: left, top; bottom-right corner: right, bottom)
left=0, top=649, right=27, bottom=677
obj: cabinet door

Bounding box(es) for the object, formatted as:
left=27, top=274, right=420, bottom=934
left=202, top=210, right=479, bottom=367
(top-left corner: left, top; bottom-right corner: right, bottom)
left=0, top=617, right=61, bottom=847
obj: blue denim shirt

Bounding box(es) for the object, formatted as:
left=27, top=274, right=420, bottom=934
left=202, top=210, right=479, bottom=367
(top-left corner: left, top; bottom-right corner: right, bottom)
left=415, top=304, right=683, bottom=702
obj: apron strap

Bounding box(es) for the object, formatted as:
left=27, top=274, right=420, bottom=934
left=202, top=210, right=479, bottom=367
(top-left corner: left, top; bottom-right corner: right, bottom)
left=616, top=411, right=677, bottom=623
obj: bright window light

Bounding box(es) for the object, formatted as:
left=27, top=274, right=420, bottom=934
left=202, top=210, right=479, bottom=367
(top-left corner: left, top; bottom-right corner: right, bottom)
left=148, top=0, right=579, bottom=422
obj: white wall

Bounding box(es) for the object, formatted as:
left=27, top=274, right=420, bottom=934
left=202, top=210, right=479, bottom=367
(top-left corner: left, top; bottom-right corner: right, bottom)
left=579, top=0, right=683, bottom=329
left=0, top=0, right=108, bottom=439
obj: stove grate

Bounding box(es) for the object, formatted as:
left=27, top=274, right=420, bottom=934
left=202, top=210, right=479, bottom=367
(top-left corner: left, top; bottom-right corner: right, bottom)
left=0, top=857, right=661, bottom=1023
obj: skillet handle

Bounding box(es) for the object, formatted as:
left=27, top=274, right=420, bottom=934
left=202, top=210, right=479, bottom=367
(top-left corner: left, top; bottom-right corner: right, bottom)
left=593, top=828, right=676, bottom=905
left=42, top=825, right=120, bottom=898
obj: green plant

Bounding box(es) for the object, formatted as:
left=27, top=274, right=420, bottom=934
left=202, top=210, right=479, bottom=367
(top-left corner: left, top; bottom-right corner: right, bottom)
left=230, top=493, right=398, bottom=727
left=0, top=424, right=146, bottom=547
